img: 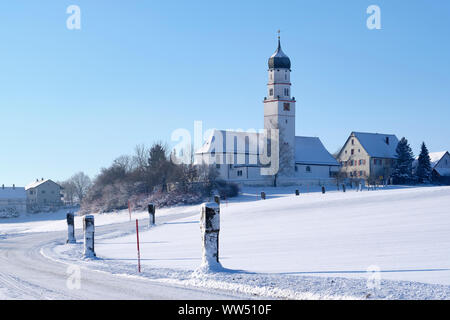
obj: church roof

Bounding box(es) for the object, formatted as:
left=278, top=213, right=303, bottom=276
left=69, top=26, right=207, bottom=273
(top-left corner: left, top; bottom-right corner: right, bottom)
left=268, top=39, right=291, bottom=69
left=351, top=132, right=399, bottom=159
left=195, top=130, right=262, bottom=155
left=196, top=131, right=339, bottom=167
left=295, top=136, right=339, bottom=166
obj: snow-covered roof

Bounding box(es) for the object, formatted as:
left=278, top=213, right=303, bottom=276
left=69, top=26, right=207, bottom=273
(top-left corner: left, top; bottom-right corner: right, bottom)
left=429, top=151, right=448, bottom=167
left=295, top=136, right=339, bottom=166
left=195, top=130, right=263, bottom=155
left=25, top=179, right=60, bottom=190
left=352, top=132, right=399, bottom=159
left=0, top=187, right=26, bottom=200
left=413, top=151, right=449, bottom=169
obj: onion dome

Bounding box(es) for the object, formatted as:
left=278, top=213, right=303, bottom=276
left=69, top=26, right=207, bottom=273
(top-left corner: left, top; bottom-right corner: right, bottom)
left=268, top=39, right=291, bottom=69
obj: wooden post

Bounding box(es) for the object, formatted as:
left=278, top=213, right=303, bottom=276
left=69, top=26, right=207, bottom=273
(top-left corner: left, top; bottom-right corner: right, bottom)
left=66, top=212, right=76, bottom=244
left=200, top=203, right=221, bottom=269
left=83, top=215, right=95, bottom=258
left=214, top=195, right=220, bottom=205
left=136, top=219, right=141, bottom=273
left=148, top=203, right=155, bottom=227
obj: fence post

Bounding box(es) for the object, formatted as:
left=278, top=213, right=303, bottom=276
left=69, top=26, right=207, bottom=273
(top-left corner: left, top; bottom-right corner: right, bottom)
left=83, top=215, right=95, bottom=258
left=295, top=189, right=299, bottom=196
left=200, top=202, right=221, bottom=269
left=66, top=212, right=76, bottom=244
left=214, top=195, right=220, bottom=205
left=322, top=186, right=326, bottom=194
left=261, top=191, right=266, bottom=200
left=148, top=203, right=155, bottom=227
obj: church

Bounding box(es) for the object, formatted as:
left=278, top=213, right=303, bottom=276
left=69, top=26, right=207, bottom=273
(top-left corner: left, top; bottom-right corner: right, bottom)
left=195, top=37, right=339, bottom=187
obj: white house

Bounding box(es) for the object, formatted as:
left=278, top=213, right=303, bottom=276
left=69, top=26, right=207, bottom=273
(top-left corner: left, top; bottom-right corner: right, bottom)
left=337, top=132, right=399, bottom=182
left=0, top=185, right=27, bottom=217
left=195, top=37, right=339, bottom=186
left=25, top=178, right=63, bottom=209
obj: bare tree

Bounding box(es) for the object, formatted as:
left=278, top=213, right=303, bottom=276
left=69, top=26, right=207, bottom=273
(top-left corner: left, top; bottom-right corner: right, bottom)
left=132, top=144, right=148, bottom=171
left=59, top=180, right=76, bottom=205
left=70, top=172, right=92, bottom=203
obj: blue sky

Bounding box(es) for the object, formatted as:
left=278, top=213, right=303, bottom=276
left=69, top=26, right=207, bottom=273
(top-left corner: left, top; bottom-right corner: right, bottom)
left=0, top=1, right=449, bottom=185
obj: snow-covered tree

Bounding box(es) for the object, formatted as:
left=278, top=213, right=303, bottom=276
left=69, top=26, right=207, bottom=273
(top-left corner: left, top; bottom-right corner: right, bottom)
left=415, top=142, right=432, bottom=183
left=391, top=137, right=415, bottom=184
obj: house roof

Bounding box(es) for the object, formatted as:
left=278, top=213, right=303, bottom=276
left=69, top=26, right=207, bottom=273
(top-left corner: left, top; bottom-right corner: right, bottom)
left=429, top=151, right=448, bottom=167
left=295, top=136, right=339, bottom=166
left=413, top=151, right=448, bottom=169
left=0, top=187, right=26, bottom=200
left=25, top=179, right=60, bottom=190
left=351, top=132, right=399, bottom=159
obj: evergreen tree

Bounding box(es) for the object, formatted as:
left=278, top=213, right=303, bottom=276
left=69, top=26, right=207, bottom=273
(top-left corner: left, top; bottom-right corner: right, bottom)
left=416, top=142, right=432, bottom=183
left=391, top=137, right=415, bottom=184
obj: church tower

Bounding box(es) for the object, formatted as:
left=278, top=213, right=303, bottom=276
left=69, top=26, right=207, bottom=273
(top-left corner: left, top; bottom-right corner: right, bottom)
left=264, top=34, right=296, bottom=176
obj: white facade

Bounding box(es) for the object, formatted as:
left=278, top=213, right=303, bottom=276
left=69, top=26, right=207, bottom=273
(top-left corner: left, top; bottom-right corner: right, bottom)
left=195, top=39, right=339, bottom=186
left=25, top=179, right=63, bottom=209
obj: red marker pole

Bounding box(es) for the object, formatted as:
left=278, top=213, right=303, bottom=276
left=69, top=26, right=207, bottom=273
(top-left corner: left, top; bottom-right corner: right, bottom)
left=136, top=219, right=141, bottom=273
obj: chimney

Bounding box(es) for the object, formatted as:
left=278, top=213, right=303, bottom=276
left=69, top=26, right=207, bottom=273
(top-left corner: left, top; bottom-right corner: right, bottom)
left=13, top=184, right=15, bottom=190
left=36, top=178, right=38, bottom=182
left=41, top=177, right=44, bottom=181
left=386, top=137, right=390, bottom=145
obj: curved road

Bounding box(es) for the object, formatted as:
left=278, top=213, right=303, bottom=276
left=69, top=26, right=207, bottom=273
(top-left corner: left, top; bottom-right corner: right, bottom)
left=0, top=212, right=247, bottom=300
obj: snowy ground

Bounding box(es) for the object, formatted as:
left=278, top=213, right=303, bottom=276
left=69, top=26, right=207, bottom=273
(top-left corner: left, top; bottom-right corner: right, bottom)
left=3, top=185, right=450, bottom=299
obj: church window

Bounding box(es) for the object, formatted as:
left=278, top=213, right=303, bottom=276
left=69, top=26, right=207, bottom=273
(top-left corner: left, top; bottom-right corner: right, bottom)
left=284, top=88, right=289, bottom=96
left=237, top=170, right=243, bottom=177
left=269, top=88, right=273, bottom=96
left=283, top=103, right=290, bottom=111
left=306, top=166, right=311, bottom=173
left=285, top=73, right=287, bottom=80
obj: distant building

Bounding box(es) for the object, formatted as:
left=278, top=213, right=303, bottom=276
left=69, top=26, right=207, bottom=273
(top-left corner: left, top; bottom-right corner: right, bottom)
left=25, top=178, right=63, bottom=209
left=413, top=151, right=450, bottom=183
left=429, top=151, right=450, bottom=179
left=337, top=132, right=399, bottom=182
left=0, top=185, right=27, bottom=217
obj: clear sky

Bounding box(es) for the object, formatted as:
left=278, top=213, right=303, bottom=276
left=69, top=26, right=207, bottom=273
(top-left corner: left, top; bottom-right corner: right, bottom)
left=0, top=0, right=449, bottom=186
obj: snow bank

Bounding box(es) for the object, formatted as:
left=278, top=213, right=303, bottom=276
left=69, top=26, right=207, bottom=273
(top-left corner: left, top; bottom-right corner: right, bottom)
left=43, top=185, right=450, bottom=299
